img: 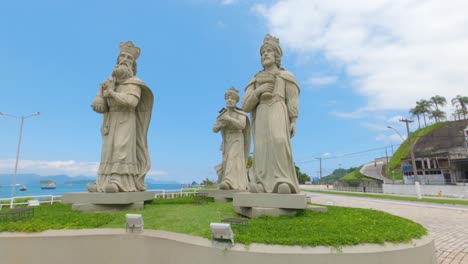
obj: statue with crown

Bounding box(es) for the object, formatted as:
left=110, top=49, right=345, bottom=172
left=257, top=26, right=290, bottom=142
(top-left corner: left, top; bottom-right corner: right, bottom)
left=87, top=41, right=154, bottom=193
left=213, top=87, right=250, bottom=191
left=242, top=34, right=300, bottom=194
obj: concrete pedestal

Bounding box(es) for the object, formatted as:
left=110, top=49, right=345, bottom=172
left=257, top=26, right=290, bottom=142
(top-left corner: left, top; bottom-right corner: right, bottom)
left=199, top=189, right=243, bottom=202
left=61, top=191, right=155, bottom=212
left=233, top=192, right=309, bottom=218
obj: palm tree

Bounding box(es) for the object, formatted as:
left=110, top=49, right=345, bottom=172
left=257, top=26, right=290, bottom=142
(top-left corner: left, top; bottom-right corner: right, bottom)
left=430, top=95, right=447, bottom=122
left=452, top=95, right=468, bottom=119
left=430, top=109, right=446, bottom=122
left=409, top=106, right=423, bottom=129
left=416, top=99, right=432, bottom=127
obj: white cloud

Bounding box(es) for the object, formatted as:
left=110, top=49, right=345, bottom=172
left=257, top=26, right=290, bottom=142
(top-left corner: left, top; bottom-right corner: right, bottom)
left=254, top=0, right=468, bottom=111
left=0, top=159, right=169, bottom=177
left=216, top=21, right=227, bottom=29
left=388, top=115, right=404, bottom=124
left=376, top=133, right=406, bottom=142
left=0, top=159, right=99, bottom=176
left=330, top=107, right=368, bottom=119
left=221, top=0, right=239, bottom=5
left=304, top=76, right=337, bottom=86
left=360, top=122, right=388, bottom=132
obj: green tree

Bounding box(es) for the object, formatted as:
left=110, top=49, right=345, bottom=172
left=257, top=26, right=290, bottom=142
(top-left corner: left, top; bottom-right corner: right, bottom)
left=409, top=106, right=423, bottom=129
left=246, top=155, right=253, bottom=169
left=201, top=178, right=215, bottom=186
left=452, top=95, right=468, bottom=119
left=416, top=99, right=432, bottom=127
left=295, top=165, right=311, bottom=184
left=430, top=95, right=446, bottom=122
left=430, top=109, right=446, bottom=122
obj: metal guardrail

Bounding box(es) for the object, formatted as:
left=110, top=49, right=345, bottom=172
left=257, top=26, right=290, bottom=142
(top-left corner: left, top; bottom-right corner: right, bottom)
left=149, top=188, right=199, bottom=199
left=0, top=188, right=201, bottom=209
left=0, top=194, right=61, bottom=209
left=331, top=186, right=384, bottom=194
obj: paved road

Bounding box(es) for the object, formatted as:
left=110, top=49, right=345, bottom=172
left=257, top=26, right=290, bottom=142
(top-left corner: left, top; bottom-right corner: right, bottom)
left=360, top=160, right=393, bottom=183
left=305, top=192, right=468, bottom=264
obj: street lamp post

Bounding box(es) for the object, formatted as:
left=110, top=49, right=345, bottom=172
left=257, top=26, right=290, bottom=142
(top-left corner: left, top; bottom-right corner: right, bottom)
left=0, top=112, right=40, bottom=208
left=387, top=122, right=419, bottom=184
left=315, top=157, right=322, bottom=184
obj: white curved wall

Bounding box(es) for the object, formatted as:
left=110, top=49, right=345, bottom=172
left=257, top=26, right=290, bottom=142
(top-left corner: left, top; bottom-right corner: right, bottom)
left=0, top=229, right=436, bottom=264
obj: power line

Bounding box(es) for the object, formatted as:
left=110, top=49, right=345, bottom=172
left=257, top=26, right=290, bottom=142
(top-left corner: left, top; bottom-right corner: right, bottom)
left=296, top=145, right=398, bottom=164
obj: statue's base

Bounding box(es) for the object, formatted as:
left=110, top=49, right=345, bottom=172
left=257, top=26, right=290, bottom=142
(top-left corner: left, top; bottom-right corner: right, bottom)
left=61, top=191, right=155, bottom=212
left=199, top=189, right=243, bottom=202
left=233, top=192, right=309, bottom=218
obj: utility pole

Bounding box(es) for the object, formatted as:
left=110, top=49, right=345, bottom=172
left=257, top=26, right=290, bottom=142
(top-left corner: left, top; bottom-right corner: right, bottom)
left=385, top=147, right=389, bottom=164
left=400, top=118, right=419, bottom=183
left=319, top=157, right=322, bottom=183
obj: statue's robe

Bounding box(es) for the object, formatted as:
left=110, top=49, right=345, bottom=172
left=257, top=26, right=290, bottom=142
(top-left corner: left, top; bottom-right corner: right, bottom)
left=93, top=76, right=153, bottom=192
left=242, top=69, right=300, bottom=193
left=214, top=107, right=250, bottom=190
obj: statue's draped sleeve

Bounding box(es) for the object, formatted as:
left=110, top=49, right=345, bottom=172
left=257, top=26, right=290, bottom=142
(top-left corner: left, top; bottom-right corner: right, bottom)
left=281, top=70, right=300, bottom=121
left=242, top=77, right=258, bottom=113
left=226, top=113, right=246, bottom=129
left=110, top=85, right=141, bottom=108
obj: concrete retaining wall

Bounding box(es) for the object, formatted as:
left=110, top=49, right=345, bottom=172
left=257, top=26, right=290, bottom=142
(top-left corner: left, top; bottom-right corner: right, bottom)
left=0, top=229, right=436, bottom=264
left=383, top=184, right=468, bottom=199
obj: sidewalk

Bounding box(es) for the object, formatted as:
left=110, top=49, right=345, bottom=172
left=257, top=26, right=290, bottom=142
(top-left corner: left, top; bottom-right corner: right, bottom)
left=306, top=191, right=468, bottom=264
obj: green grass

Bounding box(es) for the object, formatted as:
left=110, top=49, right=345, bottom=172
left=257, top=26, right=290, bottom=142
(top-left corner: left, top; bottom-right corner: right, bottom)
left=0, top=203, right=117, bottom=232
left=236, top=207, right=425, bottom=247
left=387, top=122, right=446, bottom=179
left=0, top=196, right=427, bottom=247
left=305, top=190, right=468, bottom=206
left=341, top=167, right=367, bottom=180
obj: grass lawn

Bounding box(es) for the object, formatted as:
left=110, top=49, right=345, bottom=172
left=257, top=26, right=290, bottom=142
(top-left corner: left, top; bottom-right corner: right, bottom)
left=306, top=190, right=468, bottom=206
left=0, top=196, right=427, bottom=247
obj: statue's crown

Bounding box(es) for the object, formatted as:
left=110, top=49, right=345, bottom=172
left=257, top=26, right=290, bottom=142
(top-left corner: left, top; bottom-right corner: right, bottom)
left=120, top=41, right=140, bottom=60
left=261, top=34, right=282, bottom=57
left=225, top=87, right=239, bottom=96
left=263, top=34, right=279, bottom=45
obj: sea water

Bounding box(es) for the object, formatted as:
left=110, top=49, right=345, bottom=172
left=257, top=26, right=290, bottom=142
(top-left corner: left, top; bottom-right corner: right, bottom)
left=0, top=183, right=185, bottom=199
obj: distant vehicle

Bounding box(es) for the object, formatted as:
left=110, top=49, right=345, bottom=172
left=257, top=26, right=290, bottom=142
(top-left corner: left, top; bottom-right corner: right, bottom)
left=20, top=185, right=27, bottom=191
left=40, top=181, right=56, bottom=190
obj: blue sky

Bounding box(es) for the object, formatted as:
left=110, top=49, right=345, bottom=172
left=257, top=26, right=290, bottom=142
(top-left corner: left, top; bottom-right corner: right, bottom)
left=1, top=0, right=467, bottom=183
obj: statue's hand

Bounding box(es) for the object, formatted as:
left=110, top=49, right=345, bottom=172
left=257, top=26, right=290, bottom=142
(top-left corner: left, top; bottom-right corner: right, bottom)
left=290, top=121, right=296, bottom=138
left=213, top=121, right=224, bottom=132
left=92, top=103, right=105, bottom=113
left=255, top=83, right=274, bottom=97
left=91, top=96, right=107, bottom=113
left=102, top=78, right=115, bottom=98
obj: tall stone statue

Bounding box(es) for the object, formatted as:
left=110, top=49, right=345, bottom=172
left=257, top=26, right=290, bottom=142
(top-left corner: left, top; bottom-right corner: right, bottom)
left=88, top=41, right=154, bottom=193
left=242, top=34, right=300, bottom=194
left=213, top=87, right=250, bottom=191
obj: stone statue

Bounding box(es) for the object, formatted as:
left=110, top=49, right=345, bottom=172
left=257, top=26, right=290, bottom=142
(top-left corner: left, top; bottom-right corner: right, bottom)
left=213, top=87, right=250, bottom=190
left=242, top=34, right=300, bottom=194
left=87, top=41, right=154, bottom=193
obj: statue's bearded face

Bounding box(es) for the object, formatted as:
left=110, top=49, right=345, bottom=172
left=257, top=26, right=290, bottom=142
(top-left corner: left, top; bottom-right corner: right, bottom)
left=261, top=45, right=276, bottom=68
left=113, top=52, right=134, bottom=80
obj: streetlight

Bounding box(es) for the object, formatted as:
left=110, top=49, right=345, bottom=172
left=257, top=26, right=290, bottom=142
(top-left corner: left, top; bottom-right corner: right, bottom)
left=387, top=126, right=405, bottom=141
left=387, top=123, right=419, bottom=184
left=0, top=112, right=40, bottom=208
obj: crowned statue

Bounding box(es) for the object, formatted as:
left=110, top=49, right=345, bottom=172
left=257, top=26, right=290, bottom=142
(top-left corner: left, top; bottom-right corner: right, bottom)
left=87, top=41, right=154, bottom=193
left=242, top=34, right=300, bottom=194
left=213, top=87, right=250, bottom=191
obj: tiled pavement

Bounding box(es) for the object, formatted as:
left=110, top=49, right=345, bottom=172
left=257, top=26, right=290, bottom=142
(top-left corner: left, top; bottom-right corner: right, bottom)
left=305, top=192, right=468, bottom=264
